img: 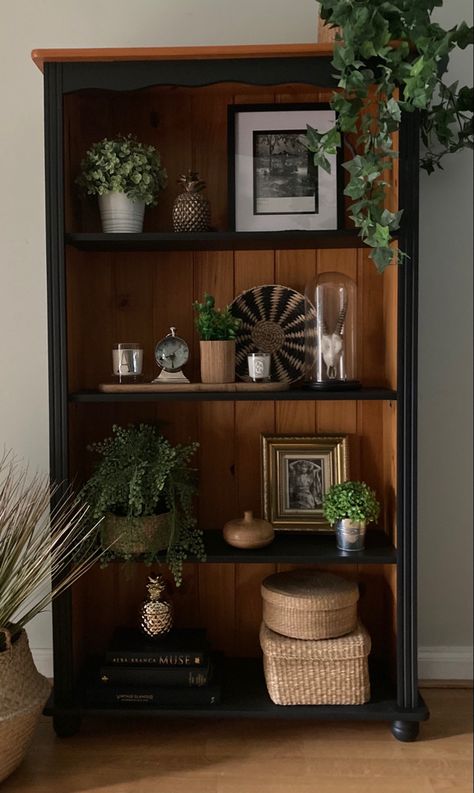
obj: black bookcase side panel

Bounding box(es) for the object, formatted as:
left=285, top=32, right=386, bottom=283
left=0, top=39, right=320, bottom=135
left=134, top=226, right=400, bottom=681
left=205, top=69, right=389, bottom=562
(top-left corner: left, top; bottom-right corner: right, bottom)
left=397, top=109, right=420, bottom=710
left=62, top=57, right=336, bottom=94
left=44, top=62, right=75, bottom=707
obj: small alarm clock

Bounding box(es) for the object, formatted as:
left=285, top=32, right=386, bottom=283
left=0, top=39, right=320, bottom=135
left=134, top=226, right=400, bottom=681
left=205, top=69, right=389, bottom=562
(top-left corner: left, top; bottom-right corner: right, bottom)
left=152, top=327, right=190, bottom=384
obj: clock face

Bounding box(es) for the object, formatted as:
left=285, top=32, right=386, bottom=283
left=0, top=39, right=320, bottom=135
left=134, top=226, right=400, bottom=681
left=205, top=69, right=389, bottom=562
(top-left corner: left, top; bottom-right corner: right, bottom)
left=155, top=335, right=189, bottom=372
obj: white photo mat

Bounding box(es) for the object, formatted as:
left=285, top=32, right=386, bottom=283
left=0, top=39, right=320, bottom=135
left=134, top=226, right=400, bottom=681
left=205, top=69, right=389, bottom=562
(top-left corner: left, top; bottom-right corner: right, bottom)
left=232, top=106, right=339, bottom=232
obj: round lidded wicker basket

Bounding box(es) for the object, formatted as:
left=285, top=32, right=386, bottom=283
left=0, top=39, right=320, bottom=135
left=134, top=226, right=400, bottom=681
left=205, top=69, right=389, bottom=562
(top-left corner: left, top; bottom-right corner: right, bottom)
left=262, top=569, right=359, bottom=640
left=0, top=629, right=51, bottom=783
left=260, top=621, right=371, bottom=705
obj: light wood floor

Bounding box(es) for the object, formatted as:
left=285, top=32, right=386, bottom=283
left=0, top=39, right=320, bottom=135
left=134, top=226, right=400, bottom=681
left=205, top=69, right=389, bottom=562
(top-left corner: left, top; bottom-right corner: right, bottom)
left=2, top=689, right=472, bottom=793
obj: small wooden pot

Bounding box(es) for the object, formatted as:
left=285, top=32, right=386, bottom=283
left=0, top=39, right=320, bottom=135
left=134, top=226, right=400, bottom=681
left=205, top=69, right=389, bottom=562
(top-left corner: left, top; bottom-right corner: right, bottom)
left=223, top=510, right=274, bottom=549
left=199, top=340, right=235, bottom=384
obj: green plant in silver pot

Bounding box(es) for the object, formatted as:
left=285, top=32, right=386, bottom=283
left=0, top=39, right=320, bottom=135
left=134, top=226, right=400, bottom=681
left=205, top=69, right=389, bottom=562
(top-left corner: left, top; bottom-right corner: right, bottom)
left=77, top=134, right=167, bottom=232
left=323, top=480, right=380, bottom=552
left=80, top=424, right=204, bottom=585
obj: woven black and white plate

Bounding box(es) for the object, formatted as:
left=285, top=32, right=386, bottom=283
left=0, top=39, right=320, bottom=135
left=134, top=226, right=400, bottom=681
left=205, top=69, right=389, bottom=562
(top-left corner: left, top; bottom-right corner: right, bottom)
left=230, top=284, right=315, bottom=383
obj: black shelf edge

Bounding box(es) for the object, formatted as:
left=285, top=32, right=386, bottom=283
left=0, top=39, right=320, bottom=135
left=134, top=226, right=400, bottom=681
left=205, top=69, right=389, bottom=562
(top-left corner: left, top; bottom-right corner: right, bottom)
left=45, top=659, right=428, bottom=722
left=65, top=229, right=376, bottom=252
left=68, top=387, right=397, bottom=404
left=199, top=529, right=397, bottom=564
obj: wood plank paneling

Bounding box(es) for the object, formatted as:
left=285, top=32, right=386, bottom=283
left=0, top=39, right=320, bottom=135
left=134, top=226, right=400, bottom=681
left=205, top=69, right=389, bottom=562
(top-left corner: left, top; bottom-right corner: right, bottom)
left=64, top=82, right=399, bottom=664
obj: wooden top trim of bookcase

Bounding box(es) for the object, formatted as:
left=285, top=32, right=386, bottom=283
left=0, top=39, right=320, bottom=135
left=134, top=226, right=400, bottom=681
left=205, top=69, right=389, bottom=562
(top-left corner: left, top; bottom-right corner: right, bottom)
left=31, top=43, right=335, bottom=72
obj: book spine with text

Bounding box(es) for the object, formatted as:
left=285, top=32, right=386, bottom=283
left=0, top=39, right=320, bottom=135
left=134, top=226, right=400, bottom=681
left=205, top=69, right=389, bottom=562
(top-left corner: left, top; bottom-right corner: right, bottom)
left=99, top=665, right=211, bottom=688
left=105, top=651, right=208, bottom=667
left=88, top=684, right=221, bottom=707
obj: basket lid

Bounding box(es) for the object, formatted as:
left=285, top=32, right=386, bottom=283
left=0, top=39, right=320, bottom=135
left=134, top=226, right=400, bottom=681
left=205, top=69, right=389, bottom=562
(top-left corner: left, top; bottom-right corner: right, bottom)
left=261, top=570, right=359, bottom=611
left=260, top=621, right=371, bottom=660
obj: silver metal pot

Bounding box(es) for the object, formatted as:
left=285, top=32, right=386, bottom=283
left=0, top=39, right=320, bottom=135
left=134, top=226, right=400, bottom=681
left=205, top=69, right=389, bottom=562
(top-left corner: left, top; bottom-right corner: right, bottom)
left=336, top=518, right=366, bottom=552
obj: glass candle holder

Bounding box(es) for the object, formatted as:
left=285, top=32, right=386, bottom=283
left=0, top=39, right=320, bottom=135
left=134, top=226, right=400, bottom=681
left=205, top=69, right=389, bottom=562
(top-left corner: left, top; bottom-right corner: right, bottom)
left=112, top=343, right=143, bottom=382
left=247, top=352, right=271, bottom=382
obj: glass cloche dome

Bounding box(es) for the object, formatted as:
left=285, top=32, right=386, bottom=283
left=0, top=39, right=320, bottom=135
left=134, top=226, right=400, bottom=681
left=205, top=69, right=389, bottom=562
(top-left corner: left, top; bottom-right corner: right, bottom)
left=304, top=271, right=360, bottom=390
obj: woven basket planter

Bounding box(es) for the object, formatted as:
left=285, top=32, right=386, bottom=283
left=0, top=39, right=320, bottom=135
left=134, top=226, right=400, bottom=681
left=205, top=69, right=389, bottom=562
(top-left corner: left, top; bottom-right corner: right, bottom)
left=0, top=630, right=51, bottom=783
left=101, top=512, right=171, bottom=557
left=262, top=569, right=359, bottom=640
left=260, top=621, right=371, bottom=705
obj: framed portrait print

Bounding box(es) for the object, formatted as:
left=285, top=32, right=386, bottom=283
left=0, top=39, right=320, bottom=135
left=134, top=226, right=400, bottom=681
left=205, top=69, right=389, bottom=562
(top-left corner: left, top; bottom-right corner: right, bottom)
left=228, top=103, right=342, bottom=232
left=261, top=434, right=349, bottom=532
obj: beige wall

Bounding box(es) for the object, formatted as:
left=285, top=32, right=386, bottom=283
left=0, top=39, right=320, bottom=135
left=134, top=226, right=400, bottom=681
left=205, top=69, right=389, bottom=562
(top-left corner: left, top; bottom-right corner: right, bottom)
left=0, top=0, right=471, bottom=674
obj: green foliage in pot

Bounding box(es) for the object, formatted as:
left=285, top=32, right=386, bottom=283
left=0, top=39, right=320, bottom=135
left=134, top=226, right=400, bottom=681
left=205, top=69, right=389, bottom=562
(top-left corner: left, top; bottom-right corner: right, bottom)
left=77, top=134, right=167, bottom=206
left=0, top=451, right=102, bottom=650
left=80, top=424, right=204, bottom=585
left=193, top=293, right=242, bottom=341
left=323, top=480, right=380, bottom=525
left=307, top=1, right=473, bottom=271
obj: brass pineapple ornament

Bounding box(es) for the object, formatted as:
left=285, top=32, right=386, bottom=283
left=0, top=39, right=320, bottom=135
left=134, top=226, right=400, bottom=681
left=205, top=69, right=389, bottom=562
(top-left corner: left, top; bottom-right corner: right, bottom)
left=173, top=170, right=211, bottom=232
left=139, top=574, right=173, bottom=638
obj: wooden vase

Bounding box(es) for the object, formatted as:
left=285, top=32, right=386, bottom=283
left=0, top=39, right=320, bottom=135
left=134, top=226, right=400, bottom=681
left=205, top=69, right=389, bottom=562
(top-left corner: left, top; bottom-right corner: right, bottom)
left=199, top=340, right=235, bottom=384
left=223, top=510, right=275, bottom=549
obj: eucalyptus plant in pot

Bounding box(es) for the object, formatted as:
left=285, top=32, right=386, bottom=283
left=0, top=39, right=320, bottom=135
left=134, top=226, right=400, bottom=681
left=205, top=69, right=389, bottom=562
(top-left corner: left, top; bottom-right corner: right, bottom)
left=193, top=293, right=242, bottom=383
left=311, top=0, right=473, bottom=271
left=77, top=134, right=167, bottom=232
left=323, top=480, right=380, bottom=552
left=0, top=452, right=102, bottom=782
left=80, top=424, right=204, bottom=585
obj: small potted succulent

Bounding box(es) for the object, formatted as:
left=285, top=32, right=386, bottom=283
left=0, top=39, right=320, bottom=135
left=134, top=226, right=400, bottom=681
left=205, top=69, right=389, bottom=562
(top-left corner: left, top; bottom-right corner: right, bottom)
left=323, top=480, right=380, bottom=552
left=193, top=293, right=241, bottom=383
left=80, top=424, right=204, bottom=585
left=77, top=134, right=167, bottom=233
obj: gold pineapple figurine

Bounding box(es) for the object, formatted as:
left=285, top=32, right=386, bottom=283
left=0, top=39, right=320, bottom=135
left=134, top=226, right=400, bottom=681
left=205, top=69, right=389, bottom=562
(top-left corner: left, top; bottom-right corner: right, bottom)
left=140, top=574, right=173, bottom=638
left=172, top=170, right=211, bottom=232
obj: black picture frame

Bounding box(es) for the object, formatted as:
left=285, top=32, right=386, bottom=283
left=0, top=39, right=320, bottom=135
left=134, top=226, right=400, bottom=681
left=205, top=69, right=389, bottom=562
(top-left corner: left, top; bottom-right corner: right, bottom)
left=227, top=102, right=344, bottom=231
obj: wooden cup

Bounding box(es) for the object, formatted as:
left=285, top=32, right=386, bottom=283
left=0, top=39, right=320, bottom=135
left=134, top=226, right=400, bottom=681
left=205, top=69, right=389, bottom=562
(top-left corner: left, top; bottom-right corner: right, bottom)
left=199, top=340, right=236, bottom=383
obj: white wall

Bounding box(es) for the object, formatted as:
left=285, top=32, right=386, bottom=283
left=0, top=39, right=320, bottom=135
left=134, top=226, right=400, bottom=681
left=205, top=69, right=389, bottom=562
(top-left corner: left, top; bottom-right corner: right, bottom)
left=0, top=0, right=471, bottom=679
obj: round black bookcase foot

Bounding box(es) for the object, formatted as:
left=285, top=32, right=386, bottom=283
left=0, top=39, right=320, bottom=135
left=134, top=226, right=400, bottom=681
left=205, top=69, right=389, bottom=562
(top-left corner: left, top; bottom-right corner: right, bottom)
left=53, top=713, right=82, bottom=738
left=391, top=720, right=420, bottom=742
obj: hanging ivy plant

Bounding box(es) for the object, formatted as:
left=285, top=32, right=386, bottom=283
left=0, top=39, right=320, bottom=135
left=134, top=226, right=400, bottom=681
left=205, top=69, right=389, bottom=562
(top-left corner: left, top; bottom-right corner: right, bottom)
left=307, top=1, right=473, bottom=271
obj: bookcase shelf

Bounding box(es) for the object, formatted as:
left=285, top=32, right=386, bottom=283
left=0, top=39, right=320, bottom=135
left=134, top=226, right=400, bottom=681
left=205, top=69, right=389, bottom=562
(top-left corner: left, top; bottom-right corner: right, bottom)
left=65, top=229, right=376, bottom=252
left=192, top=529, right=397, bottom=565
left=45, top=660, right=428, bottom=723
left=69, top=387, right=398, bottom=403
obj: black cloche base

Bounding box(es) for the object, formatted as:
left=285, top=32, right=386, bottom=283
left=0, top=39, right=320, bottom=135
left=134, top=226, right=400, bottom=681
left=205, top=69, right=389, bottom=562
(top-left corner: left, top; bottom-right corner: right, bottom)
left=305, top=380, right=362, bottom=391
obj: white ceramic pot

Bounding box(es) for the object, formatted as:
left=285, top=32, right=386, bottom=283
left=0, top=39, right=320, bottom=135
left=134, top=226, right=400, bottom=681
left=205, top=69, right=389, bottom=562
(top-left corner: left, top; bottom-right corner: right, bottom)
left=98, top=192, right=145, bottom=233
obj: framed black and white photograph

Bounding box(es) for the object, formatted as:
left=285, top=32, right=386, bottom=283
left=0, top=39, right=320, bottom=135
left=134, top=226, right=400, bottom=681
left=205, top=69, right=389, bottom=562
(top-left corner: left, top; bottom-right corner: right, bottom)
left=261, top=434, right=349, bottom=531
left=228, top=103, right=342, bottom=232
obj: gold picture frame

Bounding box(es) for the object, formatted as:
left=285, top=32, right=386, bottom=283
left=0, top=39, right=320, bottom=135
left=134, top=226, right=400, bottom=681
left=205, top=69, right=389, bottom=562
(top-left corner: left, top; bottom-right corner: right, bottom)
left=261, top=434, right=350, bottom=532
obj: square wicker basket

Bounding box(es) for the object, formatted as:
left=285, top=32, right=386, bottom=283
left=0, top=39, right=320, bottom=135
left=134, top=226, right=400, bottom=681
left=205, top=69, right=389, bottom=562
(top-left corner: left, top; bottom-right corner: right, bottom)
left=260, top=621, right=371, bottom=705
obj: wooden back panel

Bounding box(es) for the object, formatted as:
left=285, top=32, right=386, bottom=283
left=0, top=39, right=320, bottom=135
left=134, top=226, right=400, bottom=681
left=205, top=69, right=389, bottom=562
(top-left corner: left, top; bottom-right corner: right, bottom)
left=66, top=83, right=398, bottom=667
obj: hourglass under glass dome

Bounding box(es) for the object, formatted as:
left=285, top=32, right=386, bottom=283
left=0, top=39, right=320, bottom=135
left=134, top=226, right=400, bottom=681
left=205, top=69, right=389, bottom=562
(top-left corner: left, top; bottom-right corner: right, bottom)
left=305, top=271, right=360, bottom=390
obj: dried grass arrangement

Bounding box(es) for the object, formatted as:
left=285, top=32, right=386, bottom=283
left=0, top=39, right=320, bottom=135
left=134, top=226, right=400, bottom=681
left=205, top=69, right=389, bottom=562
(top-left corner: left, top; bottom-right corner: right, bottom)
left=0, top=450, right=102, bottom=782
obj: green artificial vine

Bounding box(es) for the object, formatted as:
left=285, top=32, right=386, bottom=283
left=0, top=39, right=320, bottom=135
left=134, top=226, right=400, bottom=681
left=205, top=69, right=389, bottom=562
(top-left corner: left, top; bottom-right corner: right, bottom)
left=307, top=0, right=473, bottom=271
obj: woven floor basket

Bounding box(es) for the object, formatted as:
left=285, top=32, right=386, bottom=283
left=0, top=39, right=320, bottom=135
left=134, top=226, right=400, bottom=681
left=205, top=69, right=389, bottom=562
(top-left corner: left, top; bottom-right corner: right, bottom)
left=260, top=621, right=371, bottom=705
left=0, top=630, right=51, bottom=783
left=262, top=569, right=359, bottom=640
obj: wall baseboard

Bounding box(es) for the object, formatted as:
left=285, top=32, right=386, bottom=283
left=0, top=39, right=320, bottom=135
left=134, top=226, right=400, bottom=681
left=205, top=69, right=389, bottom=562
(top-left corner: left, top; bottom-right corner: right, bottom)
left=32, top=646, right=473, bottom=682
left=418, top=646, right=473, bottom=681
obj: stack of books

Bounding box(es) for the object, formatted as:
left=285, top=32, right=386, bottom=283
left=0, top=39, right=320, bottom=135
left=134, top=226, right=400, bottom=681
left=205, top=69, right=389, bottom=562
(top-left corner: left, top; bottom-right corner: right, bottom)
left=90, top=627, right=221, bottom=707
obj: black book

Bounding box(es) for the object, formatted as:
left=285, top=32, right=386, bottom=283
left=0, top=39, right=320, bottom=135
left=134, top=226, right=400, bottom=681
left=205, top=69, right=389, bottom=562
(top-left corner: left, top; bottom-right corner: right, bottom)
left=87, top=660, right=222, bottom=708
left=98, top=662, right=212, bottom=688
left=106, top=627, right=209, bottom=667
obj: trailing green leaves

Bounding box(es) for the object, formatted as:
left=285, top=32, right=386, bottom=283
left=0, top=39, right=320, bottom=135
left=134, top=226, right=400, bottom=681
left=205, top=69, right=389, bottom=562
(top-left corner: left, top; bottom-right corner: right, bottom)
left=307, top=0, right=473, bottom=271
